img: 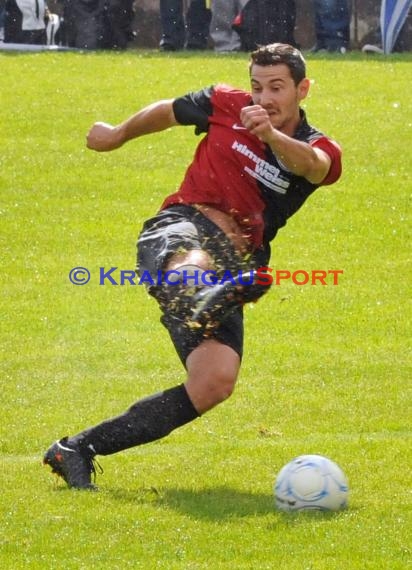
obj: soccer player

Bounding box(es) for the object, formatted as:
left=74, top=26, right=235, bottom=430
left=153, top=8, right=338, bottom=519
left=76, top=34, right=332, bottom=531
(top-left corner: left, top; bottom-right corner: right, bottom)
left=43, top=43, right=342, bottom=489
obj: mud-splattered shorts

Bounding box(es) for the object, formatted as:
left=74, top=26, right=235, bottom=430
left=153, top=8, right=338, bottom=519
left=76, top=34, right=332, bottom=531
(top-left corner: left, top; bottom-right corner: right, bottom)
left=137, top=205, right=264, bottom=366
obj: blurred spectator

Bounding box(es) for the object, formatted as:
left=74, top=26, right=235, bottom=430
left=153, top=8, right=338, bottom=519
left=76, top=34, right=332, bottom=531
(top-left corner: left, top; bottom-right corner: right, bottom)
left=0, top=0, right=5, bottom=41
left=60, top=0, right=105, bottom=49
left=210, top=0, right=247, bottom=52
left=58, top=0, right=134, bottom=49
left=311, top=0, right=351, bottom=53
left=159, top=0, right=211, bottom=51
left=102, top=0, right=135, bottom=49
left=232, top=0, right=297, bottom=51
left=4, top=0, right=47, bottom=44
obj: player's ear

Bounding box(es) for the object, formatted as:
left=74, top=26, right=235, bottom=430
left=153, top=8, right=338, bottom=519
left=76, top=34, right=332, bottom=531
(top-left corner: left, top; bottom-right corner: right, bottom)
left=297, top=78, right=311, bottom=102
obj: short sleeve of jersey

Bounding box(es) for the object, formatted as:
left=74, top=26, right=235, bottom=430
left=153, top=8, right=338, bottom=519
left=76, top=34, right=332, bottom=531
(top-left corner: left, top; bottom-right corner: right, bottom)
left=172, top=86, right=214, bottom=134
left=310, top=136, right=343, bottom=186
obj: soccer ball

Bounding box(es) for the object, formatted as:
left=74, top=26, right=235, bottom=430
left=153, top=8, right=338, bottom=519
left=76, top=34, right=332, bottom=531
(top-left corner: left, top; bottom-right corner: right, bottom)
left=274, top=454, right=349, bottom=512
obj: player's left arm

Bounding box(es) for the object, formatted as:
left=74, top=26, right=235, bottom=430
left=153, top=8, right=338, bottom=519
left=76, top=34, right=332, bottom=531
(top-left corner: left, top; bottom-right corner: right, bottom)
left=265, top=130, right=332, bottom=185
left=240, top=105, right=340, bottom=185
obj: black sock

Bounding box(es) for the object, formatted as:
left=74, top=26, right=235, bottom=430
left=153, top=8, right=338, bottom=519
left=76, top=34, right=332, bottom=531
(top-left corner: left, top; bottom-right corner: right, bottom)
left=68, top=384, right=199, bottom=456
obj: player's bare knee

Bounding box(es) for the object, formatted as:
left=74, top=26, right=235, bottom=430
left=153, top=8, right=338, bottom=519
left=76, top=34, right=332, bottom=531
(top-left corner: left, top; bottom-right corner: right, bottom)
left=214, top=376, right=236, bottom=403
left=185, top=369, right=237, bottom=413
left=165, top=249, right=214, bottom=272
left=185, top=340, right=240, bottom=412
left=209, top=370, right=237, bottom=404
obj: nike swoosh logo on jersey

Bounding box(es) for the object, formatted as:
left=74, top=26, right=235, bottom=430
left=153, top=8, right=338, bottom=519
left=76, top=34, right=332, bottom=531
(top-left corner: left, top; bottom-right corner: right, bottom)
left=232, top=123, right=248, bottom=130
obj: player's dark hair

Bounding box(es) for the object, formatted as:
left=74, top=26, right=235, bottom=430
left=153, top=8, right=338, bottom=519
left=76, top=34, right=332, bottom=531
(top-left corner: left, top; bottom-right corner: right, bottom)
left=250, top=43, right=306, bottom=86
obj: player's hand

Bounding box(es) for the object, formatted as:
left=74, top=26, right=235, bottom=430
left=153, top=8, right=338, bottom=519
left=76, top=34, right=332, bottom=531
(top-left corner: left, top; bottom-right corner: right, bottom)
left=86, top=122, right=122, bottom=152
left=240, top=105, right=276, bottom=143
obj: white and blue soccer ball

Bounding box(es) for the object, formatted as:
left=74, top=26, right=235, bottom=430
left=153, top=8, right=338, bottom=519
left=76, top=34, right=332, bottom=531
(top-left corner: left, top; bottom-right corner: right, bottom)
left=274, top=454, right=349, bottom=512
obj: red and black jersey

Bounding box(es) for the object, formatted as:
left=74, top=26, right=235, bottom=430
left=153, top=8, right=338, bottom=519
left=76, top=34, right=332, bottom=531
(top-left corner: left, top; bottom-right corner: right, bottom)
left=162, top=84, right=342, bottom=250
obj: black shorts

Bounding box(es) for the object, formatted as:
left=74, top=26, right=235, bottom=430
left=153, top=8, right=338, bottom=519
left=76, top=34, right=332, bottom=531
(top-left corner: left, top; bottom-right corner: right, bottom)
left=137, top=205, right=263, bottom=366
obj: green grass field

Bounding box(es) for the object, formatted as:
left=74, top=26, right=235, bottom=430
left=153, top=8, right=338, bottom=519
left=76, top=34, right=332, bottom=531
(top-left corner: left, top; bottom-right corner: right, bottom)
left=1, top=49, right=411, bottom=569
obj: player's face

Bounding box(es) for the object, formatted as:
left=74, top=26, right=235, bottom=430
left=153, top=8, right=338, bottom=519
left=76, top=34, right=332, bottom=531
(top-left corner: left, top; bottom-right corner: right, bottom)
left=250, top=64, right=310, bottom=132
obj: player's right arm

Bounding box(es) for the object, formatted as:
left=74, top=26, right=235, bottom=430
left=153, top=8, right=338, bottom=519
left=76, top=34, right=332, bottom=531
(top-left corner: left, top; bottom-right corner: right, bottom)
left=86, top=99, right=178, bottom=152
